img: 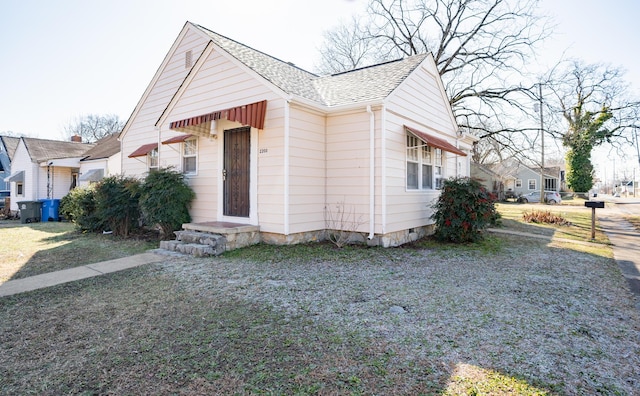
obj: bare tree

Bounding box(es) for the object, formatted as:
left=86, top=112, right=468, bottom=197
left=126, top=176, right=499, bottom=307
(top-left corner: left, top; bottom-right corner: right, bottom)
left=63, top=114, right=124, bottom=143
left=317, top=0, right=550, bottom=140
left=316, top=16, right=378, bottom=74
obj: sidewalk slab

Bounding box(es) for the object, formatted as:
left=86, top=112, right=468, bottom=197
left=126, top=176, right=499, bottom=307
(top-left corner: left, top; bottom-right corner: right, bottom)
left=86, top=252, right=165, bottom=273
left=0, top=252, right=165, bottom=298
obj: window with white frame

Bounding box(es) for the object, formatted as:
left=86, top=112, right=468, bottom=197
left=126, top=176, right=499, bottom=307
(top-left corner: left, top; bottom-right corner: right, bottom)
left=148, top=147, right=158, bottom=171
left=407, top=133, right=444, bottom=190
left=183, top=137, right=197, bottom=174
left=528, top=179, right=536, bottom=190
left=16, top=182, right=24, bottom=196
left=434, top=147, right=443, bottom=189
left=515, top=179, right=523, bottom=188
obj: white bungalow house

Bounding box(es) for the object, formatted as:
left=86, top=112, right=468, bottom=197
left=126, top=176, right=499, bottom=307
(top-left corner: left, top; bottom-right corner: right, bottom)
left=79, top=132, right=121, bottom=187
left=4, top=137, right=94, bottom=213
left=119, top=22, right=476, bottom=247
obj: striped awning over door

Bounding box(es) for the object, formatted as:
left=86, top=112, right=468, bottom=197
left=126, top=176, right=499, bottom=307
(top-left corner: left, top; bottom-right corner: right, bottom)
left=169, top=100, right=267, bottom=136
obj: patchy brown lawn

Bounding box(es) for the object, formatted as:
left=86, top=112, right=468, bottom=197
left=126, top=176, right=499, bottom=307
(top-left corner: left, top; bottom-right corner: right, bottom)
left=1, top=233, right=639, bottom=395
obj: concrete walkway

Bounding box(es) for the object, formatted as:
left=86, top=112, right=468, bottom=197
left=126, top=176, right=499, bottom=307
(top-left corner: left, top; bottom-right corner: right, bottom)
left=0, top=252, right=165, bottom=297
left=599, top=210, right=640, bottom=309
left=1, top=202, right=639, bottom=303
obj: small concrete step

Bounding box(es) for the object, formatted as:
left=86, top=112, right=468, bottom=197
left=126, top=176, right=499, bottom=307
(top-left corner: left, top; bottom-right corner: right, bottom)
left=175, top=230, right=226, bottom=247
left=159, top=239, right=224, bottom=257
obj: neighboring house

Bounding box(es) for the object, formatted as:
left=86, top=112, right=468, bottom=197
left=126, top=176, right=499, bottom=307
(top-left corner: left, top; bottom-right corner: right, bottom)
left=119, top=22, right=476, bottom=247
left=470, top=162, right=505, bottom=197
left=480, top=159, right=561, bottom=197
left=79, top=132, right=122, bottom=187
left=4, top=137, right=94, bottom=212
left=0, top=136, right=20, bottom=193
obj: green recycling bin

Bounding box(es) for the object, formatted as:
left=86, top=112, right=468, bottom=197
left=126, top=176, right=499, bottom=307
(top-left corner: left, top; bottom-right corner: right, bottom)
left=18, top=201, right=42, bottom=224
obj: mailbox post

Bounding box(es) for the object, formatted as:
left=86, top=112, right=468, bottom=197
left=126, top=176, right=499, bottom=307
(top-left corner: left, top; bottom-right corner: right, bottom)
left=584, top=201, right=605, bottom=239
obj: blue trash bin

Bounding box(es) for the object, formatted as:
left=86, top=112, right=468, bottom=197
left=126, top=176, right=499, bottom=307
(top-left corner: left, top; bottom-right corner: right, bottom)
left=41, top=199, right=61, bottom=222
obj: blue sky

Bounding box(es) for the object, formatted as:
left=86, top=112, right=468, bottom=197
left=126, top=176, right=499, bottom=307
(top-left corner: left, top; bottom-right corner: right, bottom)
left=1, top=0, right=638, bottom=178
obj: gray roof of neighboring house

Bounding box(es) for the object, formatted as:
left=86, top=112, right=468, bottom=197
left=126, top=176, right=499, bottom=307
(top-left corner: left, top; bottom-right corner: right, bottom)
left=194, top=23, right=428, bottom=107
left=80, top=133, right=121, bottom=161
left=22, top=137, right=94, bottom=163
left=1, top=136, right=21, bottom=161
left=487, top=159, right=560, bottom=179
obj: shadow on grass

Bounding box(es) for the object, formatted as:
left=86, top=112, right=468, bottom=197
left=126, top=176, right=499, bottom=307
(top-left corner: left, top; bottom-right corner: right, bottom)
left=0, top=265, right=563, bottom=395
left=1, top=225, right=637, bottom=394
left=2, top=221, right=157, bottom=282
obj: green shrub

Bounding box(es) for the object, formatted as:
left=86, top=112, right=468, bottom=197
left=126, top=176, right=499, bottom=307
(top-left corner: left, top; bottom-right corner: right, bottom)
left=431, top=177, right=500, bottom=243
left=140, top=167, right=195, bottom=238
left=95, top=175, right=142, bottom=237
left=60, top=186, right=103, bottom=232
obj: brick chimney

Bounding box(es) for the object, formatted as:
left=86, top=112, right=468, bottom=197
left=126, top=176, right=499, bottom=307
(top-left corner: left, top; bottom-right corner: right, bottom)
left=71, top=135, right=82, bottom=143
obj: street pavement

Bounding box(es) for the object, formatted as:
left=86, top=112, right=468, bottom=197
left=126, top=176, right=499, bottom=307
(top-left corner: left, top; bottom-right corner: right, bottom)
left=597, top=195, right=640, bottom=309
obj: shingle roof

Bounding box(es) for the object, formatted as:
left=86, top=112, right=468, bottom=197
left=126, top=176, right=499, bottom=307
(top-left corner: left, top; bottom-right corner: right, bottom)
left=1, top=136, right=20, bottom=161
left=193, top=23, right=428, bottom=107
left=80, top=133, right=120, bottom=161
left=22, top=137, right=94, bottom=163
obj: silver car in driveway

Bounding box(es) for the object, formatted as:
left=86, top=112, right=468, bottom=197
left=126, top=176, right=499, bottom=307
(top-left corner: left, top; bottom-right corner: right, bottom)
left=517, top=190, right=562, bottom=204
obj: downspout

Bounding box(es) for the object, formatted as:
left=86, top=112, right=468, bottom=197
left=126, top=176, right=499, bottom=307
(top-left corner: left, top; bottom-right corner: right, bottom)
left=155, top=125, right=161, bottom=169
left=367, top=105, right=375, bottom=240
left=381, top=105, right=387, bottom=235
left=284, top=98, right=291, bottom=235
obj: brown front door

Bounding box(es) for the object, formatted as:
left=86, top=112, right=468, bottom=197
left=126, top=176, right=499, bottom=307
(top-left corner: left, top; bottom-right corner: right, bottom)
left=223, top=126, right=250, bottom=217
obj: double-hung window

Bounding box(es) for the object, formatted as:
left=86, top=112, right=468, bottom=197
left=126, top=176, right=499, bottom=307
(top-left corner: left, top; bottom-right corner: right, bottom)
left=183, top=138, right=197, bottom=174
left=148, top=147, right=158, bottom=171
left=407, top=133, right=444, bottom=190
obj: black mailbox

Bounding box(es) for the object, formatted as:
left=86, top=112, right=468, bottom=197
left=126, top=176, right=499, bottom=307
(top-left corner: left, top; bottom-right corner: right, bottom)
left=585, top=201, right=605, bottom=208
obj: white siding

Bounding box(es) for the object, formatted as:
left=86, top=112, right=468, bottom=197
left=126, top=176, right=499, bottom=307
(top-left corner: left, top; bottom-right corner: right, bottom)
left=325, top=110, right=372, bottom=233
left=155, top=44, right=285, bottom=228
left=382, top=57, right=467, bottom=235
left=287, top=106, right=326, bottom=234
left=121, top=27, right=210, bottom=178
left=7, top=142, right=34, bottom=211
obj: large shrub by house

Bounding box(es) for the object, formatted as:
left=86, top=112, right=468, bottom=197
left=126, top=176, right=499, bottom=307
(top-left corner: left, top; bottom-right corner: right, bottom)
left=94, top=175, right=142, bottom=237
left=60, top=185, right=102, bottom=232
left=431, top=177, right=499, bottom=243
left=62, top=169, right=195, bottom=238
left=140, top=167, right=195, bottom=238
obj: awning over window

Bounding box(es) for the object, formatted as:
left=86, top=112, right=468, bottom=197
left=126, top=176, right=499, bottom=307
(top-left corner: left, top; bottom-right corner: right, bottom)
left=162, top=134, right=193, bottom=145
left=4, top=170, right=24, bottom=183
left=128, top=143, right=158, bottom=158
left=79, top=168, right=104, bottom=182
left=169, top=100, right=267, bottom=135
left=404, top=125, right=467, bottom=156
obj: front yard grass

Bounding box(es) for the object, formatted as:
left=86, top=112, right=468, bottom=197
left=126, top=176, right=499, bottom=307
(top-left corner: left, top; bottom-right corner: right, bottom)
left=1, top=231, right=639, bottom=394
left=496, top=202, right=610, bottom=244
left=0, top=220, right=157, bottom=283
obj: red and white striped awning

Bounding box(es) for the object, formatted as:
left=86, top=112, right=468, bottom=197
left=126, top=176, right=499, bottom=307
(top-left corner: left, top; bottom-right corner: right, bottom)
left=169, top=100, right=267, bottom=136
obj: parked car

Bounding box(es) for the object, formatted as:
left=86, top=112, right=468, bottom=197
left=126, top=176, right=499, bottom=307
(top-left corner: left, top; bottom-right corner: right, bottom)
left=517, top=190, right=562, bottom=204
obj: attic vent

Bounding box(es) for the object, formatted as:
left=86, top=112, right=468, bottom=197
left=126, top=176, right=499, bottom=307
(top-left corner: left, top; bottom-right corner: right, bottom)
left=185, top=50, right=193, bottom=69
